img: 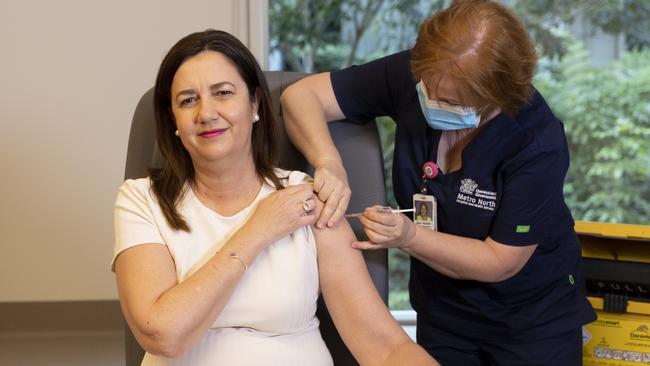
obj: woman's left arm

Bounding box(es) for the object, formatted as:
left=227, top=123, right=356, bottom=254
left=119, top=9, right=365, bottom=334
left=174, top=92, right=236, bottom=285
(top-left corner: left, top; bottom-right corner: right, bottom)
left=353, top=208, right=537, bottom=283
left=402, top=226, right=537, bottom=282
left=313, top=219, right=438, bottom=366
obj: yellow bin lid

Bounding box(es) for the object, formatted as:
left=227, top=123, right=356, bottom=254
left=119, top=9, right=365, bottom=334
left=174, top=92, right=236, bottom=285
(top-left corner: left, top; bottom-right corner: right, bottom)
left=575, top=221, right=650, bottom=241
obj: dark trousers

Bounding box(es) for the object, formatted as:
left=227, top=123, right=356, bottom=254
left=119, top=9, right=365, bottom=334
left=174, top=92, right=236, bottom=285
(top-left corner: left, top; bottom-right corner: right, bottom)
left=417, top=317, right=583, bottom=366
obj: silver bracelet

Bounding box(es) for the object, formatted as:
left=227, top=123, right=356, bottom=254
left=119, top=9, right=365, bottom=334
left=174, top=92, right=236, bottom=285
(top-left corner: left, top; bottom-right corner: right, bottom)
left=229, top=251, right=248, bottom=271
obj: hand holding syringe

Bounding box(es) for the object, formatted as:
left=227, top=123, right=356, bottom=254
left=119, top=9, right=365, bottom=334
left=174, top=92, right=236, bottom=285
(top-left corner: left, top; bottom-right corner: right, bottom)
left=345, top=206, right=414, bottom=218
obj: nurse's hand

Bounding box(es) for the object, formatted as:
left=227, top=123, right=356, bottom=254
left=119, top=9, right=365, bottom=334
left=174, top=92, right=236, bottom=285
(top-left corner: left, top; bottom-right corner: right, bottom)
left=313, top=158, right=351, bottom=229
left=351, top=205, right=417, bottom=250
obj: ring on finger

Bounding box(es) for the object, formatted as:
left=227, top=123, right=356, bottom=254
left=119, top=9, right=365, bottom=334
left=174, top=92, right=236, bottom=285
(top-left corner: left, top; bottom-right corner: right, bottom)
left=302, top=199, right=313, bottom=213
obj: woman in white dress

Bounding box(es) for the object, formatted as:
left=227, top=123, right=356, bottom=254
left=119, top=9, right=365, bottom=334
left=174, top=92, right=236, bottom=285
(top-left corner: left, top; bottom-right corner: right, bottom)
left=112, top=29, right=438, bottom=366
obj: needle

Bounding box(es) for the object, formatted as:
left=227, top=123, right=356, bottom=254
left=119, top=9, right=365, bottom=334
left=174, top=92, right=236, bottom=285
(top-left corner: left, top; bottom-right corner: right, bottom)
left=345, top=207, right=414, bottom=218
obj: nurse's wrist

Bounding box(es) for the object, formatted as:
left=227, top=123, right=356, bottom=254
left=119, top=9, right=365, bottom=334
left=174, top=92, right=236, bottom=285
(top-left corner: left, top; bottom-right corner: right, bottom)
left=314, top=154, right=343, bottom=169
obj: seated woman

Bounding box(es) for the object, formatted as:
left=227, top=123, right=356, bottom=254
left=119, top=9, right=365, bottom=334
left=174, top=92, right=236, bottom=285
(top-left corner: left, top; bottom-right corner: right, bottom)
left=112, top=29, right=437, bottom=366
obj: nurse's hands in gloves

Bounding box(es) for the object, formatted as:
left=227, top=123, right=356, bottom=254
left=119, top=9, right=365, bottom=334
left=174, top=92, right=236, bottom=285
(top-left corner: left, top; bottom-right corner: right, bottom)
left=351, top=205, right=417, bottom=250
left=312, top=158, right=351, bottom=229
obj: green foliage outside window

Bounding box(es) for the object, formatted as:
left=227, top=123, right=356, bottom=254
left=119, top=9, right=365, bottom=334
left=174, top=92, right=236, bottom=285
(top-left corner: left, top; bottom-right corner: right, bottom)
left=535, top=42, right=650, bottom=224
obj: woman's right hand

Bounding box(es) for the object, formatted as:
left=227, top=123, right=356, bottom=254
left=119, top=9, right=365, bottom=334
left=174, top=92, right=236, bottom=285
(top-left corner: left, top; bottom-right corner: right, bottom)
left=312, top=159, right=351, bottom=229
left=244, top=183, right=318, bottom=245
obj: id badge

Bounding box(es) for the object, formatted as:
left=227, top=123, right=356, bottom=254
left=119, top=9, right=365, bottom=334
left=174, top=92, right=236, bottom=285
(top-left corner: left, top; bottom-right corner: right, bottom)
left=413, top=193, right=437, bottom=231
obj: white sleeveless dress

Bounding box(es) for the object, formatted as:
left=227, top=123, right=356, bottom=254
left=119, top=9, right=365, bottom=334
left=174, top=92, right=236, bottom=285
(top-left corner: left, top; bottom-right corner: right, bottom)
left=113, top=169, right=333, bottom=366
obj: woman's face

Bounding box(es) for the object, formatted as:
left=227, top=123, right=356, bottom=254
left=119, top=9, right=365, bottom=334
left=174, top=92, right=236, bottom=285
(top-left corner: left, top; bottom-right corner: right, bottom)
left=420, top=203, right=428, bottom=216
left=170, top=50, right=258, bottom=165
left=423, top=75, right=463, bottom=107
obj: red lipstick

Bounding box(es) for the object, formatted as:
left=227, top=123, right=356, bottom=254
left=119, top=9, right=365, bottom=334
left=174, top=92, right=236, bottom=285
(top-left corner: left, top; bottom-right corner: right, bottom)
left=199, top=128, right=227, bottom=138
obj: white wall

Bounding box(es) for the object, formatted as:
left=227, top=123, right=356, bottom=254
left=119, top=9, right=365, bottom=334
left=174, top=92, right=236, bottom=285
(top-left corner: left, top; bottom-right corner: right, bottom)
left=0, top=0, right=268, bottom=302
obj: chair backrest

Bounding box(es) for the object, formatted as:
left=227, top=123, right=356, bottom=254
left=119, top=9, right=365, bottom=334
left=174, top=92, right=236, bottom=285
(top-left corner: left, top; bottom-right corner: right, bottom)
left=123, top=71, right=388, bottom=366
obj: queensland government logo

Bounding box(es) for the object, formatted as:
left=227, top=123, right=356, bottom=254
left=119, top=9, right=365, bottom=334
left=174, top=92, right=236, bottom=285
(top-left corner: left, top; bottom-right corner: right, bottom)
left=459, top=179, right=478, bottom=194
left=456, top=178, right=497, bottom=211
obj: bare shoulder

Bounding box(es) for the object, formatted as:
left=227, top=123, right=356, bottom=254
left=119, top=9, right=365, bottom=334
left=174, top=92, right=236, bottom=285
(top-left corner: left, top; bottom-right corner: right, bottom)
left=312, top=216, right=357, bottom=256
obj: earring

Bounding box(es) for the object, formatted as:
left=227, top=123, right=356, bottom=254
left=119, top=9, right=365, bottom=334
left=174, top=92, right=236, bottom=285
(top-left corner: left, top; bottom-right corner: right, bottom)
left=253, top=114, right=260, bottom=123
left=174, top=130, right=180, bottom=136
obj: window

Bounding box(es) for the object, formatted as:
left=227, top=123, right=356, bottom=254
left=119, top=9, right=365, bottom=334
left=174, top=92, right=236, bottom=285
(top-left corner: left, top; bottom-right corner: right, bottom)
left=269, top=0, right=650, bottom=310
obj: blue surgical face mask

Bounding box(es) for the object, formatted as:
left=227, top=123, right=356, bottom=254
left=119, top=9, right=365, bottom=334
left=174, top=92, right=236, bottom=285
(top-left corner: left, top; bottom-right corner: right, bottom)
left=416, top=81, right=480, bottom=130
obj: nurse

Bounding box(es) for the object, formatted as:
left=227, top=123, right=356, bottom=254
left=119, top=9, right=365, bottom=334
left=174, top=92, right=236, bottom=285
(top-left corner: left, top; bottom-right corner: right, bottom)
left=280, top=0, right=596, bottom=364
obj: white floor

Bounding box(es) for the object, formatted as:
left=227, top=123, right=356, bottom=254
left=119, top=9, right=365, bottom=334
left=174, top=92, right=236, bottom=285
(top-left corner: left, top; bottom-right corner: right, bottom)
left=0, top=331, right=124, bottom=366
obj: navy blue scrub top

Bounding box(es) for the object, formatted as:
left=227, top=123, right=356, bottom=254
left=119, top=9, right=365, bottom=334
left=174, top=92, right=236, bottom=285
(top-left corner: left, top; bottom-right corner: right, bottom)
left=331, top=50, right=595, bottom=340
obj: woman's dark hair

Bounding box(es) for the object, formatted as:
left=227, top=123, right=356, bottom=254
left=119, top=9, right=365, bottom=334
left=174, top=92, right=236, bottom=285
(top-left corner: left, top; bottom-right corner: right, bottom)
left=150, top=29, right=282, bottom=231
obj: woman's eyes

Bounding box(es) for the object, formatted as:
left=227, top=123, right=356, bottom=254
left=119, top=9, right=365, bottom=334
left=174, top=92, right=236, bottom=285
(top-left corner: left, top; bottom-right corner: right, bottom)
left=179, top=97, right=197, bottom=106
left=213, top=90, right=234, bottom=96
left=178, top=90, right=234, bottom=107
left=440, top=100, right=459, bottom=107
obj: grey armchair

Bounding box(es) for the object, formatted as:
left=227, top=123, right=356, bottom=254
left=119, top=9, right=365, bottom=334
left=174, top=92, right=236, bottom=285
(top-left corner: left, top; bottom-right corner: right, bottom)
left=123, top=71, right=388, bottom=366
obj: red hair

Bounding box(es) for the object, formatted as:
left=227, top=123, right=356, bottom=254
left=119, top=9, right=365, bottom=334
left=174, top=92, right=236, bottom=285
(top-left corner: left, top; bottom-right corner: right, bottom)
left=411, top=0, right=537, bottom=117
